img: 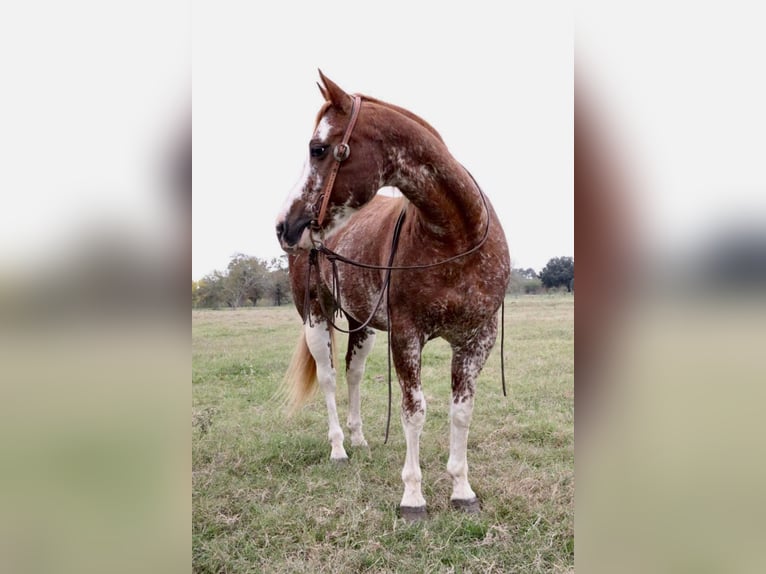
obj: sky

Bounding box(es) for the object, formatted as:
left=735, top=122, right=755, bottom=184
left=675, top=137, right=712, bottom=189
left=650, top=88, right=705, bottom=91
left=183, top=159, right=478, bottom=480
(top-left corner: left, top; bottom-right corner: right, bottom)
left=193, top=3, right=574, bottom=280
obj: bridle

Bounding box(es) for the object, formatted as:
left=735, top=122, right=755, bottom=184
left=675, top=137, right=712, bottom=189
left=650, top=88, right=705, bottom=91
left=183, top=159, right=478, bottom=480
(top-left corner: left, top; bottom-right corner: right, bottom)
left=307, top=94, right=493, bottom=273
left=302, top=94, right=507, bottom=443
left=311, top=94, right=363, bottom=231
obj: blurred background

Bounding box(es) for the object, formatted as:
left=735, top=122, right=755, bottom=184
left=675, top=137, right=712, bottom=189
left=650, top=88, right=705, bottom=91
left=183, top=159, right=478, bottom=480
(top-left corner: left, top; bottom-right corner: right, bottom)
left=0, top=2, right=189, bottom=573
left=577, top=1, right=766, bottom=572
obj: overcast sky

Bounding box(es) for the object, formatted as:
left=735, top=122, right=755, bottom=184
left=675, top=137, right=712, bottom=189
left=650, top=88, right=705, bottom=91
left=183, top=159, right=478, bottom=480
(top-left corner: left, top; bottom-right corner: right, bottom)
left=193, top=4, right=573, bottom=279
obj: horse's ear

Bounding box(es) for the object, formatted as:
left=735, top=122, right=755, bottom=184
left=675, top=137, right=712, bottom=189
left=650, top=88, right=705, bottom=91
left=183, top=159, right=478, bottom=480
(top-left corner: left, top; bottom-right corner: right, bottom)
left=317, top=81, right=329, bottom=101
left=317, top=69, right=351, bottom=113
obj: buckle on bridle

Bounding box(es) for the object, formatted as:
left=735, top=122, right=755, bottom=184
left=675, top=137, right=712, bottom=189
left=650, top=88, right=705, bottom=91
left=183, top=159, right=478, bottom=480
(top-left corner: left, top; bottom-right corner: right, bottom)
left=308, top=220, right=324, bottom=248
left=333, top=143, right=350, bottom=161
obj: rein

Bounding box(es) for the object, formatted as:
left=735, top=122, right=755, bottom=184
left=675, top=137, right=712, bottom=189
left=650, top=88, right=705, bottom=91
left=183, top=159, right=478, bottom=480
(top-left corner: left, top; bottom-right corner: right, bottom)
left=306, top=193, right=508, bottom=442
left=303, top=208, right=406, bottom=445
left=304, top=96, right=508, bottom=444
left=315, top=169, right=491, bottom=272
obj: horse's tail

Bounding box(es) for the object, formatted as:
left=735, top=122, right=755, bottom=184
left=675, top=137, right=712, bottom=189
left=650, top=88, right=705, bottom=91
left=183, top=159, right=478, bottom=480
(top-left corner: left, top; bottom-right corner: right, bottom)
left=283, top=328, right=337, bottom=415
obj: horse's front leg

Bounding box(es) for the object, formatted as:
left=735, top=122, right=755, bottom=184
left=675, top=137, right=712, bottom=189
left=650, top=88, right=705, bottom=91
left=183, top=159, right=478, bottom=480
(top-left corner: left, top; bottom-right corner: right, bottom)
left=392, top=332, right=427, bottom=520
left=345, top=325, right=376, bottom=448
left=447, top=319, right=498, bottom=512
left=305, top=317, right=347, bottom=461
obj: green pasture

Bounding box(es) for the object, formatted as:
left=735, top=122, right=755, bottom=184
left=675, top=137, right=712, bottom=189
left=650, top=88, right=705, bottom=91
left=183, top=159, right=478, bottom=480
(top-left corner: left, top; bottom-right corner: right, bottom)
left=193, top=294, right=573, bottom=573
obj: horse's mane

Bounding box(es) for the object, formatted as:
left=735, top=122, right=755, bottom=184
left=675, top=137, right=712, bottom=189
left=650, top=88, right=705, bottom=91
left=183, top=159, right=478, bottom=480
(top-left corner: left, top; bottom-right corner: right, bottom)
left=359, top=95, right=445, bottom=144
left=314, top=95, right=445, bottom=144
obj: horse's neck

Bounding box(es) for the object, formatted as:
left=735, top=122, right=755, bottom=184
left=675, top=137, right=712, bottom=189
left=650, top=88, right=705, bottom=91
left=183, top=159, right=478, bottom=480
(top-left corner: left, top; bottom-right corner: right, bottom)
left=390, top=151, right=487, bottom=243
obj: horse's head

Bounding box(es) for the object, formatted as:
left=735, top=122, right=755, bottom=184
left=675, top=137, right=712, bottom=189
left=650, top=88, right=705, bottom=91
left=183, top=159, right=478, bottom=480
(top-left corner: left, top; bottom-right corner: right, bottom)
left=276, top=71, right=385, bottom=251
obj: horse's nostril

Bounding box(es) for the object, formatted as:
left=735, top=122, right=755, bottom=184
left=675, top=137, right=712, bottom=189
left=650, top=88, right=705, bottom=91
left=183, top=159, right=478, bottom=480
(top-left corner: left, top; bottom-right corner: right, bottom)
left=276, top=222, right=286, bottom=240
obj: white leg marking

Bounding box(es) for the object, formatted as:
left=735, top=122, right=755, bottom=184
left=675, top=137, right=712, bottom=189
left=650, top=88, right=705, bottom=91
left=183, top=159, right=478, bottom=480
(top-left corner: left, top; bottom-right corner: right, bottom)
left=305, top=320, right=347, bottom=460
left=447, top=397, right=477, bottom=501
left=400, top=388, right=427, bottom=508
left=346, top=331, right=376, bottom=447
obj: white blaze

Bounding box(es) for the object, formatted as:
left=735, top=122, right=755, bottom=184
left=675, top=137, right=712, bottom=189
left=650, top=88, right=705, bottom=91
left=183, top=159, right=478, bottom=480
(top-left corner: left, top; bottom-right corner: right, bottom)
left=276, top=115, right=334, bottom=223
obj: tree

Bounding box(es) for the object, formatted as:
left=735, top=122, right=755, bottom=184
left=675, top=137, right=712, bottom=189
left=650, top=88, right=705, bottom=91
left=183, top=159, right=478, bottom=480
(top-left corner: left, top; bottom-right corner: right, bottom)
left=224, top=253, right=270, bottom=307
left=196, top=271, right=227, bottom=308
left=267, top=257, right=292, bottom=306
left=193, top=253, right=294, bottom=308
left=539, top=256, right=574, bottom=292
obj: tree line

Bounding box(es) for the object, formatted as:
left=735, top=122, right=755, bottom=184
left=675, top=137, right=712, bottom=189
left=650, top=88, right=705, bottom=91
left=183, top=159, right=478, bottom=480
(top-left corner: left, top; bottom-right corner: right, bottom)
left=192, top=254, right=573, bottom=308
left=192, top=254, right=291, bottom=308
left=508, top=256, right=574, bottom=295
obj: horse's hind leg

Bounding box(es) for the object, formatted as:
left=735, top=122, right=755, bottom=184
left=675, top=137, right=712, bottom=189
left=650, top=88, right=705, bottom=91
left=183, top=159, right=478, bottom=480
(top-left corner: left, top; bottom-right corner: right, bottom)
left=448, top=319, right=498, bottom=512
left=305, top=316, right=348, bottom=461
left=345, top=324, right=376, bottom=448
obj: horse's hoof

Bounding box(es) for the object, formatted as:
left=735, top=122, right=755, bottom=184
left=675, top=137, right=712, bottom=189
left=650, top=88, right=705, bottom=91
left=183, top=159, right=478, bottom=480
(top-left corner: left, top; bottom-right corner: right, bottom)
left=450, top=497, right=481, bottom=513
left=399, top=505, right=428, bottom=522
left=330, top=456, right=349, bottom=465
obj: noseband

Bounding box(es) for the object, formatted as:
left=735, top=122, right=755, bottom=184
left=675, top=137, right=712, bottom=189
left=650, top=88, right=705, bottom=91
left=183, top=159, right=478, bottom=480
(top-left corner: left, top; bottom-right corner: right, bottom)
left=312, top=94, right=363, bottom=230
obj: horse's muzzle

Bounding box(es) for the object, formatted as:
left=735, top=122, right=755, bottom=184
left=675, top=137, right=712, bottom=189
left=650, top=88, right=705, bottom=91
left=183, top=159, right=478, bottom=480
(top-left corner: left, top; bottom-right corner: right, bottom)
left=276, top=215, right=313, bottom=251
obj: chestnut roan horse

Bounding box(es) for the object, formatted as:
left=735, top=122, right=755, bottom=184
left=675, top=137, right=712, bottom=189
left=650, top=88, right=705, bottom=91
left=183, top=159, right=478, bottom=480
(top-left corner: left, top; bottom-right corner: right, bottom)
left=275, top=71, right=510, bottom=520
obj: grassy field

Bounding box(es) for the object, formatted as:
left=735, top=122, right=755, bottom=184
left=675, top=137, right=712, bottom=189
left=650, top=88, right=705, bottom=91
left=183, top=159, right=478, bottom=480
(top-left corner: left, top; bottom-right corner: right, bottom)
left=193, top=294, right=573, bottom=573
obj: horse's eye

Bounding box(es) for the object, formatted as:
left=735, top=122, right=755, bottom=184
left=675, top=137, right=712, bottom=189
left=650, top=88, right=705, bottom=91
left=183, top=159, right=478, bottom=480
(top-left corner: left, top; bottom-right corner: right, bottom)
left=310, top=144, right=329, bottom=159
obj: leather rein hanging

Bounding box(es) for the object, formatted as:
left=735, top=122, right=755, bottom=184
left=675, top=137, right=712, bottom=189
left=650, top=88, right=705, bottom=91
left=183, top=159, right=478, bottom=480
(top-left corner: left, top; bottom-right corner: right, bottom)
left=304, top=95, right=508, bottom=444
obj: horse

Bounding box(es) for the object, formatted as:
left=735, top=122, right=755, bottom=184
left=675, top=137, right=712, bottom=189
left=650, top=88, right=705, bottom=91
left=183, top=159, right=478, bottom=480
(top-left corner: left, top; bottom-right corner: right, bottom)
left=275, top=71, right=510, bottom=520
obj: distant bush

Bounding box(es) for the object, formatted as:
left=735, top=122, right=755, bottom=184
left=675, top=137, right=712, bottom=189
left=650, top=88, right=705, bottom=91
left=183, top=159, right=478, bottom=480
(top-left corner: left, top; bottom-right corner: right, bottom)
left=507, top=268, right=543, bottom=295
left=523, top=278, right=543, bottom=294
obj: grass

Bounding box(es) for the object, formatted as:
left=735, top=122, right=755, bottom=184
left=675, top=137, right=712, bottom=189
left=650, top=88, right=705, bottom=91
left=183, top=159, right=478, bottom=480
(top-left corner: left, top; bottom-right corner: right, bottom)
left=193, top=294, right=573, bottom=573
